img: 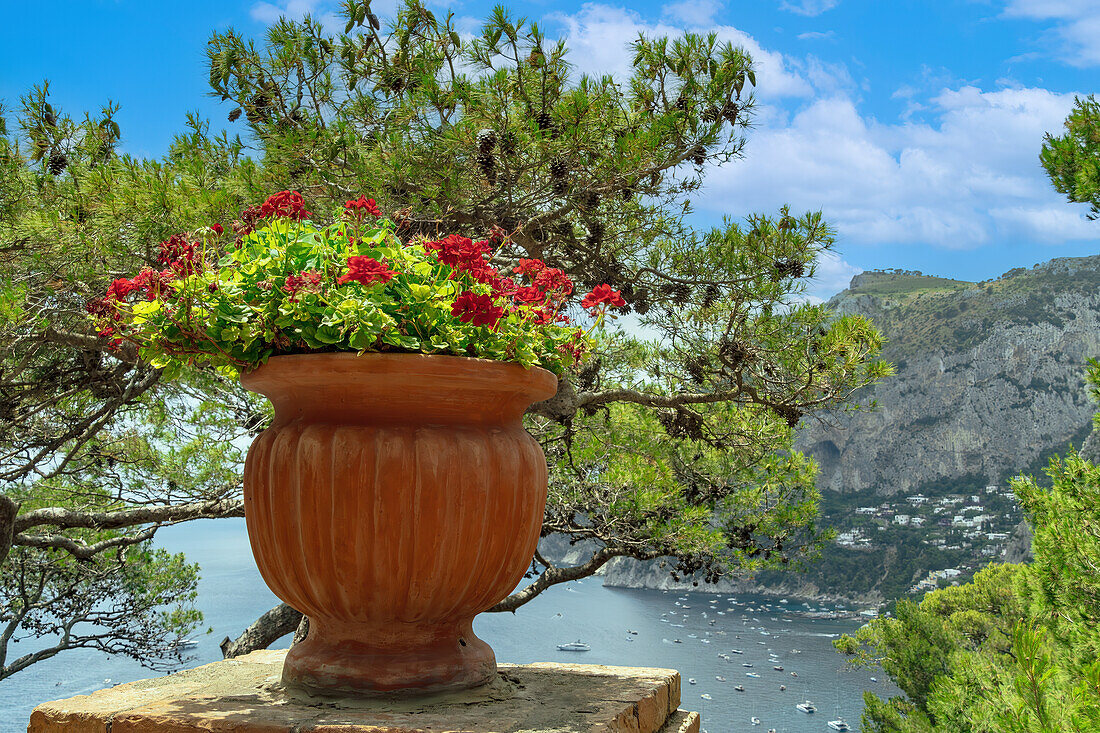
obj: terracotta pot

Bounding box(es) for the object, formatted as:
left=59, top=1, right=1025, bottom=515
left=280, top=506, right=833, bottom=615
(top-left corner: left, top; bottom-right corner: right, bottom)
left=241, top=353, right=557, bottom=696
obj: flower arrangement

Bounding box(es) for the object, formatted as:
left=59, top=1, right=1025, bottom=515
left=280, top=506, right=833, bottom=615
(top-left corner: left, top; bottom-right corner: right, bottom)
left=89, top=191, right=626, bottom=376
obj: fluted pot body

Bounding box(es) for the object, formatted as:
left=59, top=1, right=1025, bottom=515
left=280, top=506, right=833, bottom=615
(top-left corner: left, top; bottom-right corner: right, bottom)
left=241, top=353, right=557, bottom=696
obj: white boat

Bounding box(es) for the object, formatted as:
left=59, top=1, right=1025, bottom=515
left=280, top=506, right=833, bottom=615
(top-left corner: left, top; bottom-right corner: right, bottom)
left=870, top=676, right=878, bottom=682
left=174, top=638, right=199, bottom=649
left=750, top=716, right=761, bottom=725
left=715, top=675, right=726, bottom=682
left=627, top=629, right=638, bottom=635
left=734, top=685, right=745, bottom=692
left=796, top=700, right=817, bottom=713
left=688, top=678, right=697, bottom=685
left=700, top=638, right=711, bottom=644
left=556, top=641, right=590, bottom=652
left=746, top=672, right=761, bottom=678
left=700, top=693, right=712, bottom=700
left=742, top=663, right=754, bottom=667
left=773, top=665, right=784, bottom=671
left=731, top=649, right=744, bottom=654
left=827, top=720, right=851, bottom=731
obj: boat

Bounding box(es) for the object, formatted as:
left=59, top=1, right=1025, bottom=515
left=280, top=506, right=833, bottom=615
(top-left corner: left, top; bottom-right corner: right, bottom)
left=750, top=716, right=761, bottom=725
left=556, top=641, right=590, bottom=652
left=687, top=633, right=698, bottom=638
left=715, top=675, right=726, bottom=682
left=174, top=638, right=199, bottom=649
left=779, top=685, right=786, bottom=691
left=731, top=649, right=744, bottom=654
left=796, top=700, right=817, bottom=713
left=746, top=672, right=761, bottom=678
left=827, top=720, right=851, bottom=731
left=790, top=671, right=798, bottom=677
left=627, top=629, right=638, bottom=635
left=673, top=639, right=682, bottom=644
left=773, top=665, right=784, bottom=671
left=700, top=638, right=710, bottom=643
left=742, top=663, right=754, bottom=667
left=734, top=685, right=745, bottom=692
left=870, top=676, right=878, bottom=683
left=688, top=678, right=697, bottom=685
left=700, top=693, right=712, bottom=700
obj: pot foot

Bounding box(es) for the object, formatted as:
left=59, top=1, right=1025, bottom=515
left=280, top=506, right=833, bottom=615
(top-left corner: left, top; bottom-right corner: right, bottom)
left=281, top=618, right=497, bottom=697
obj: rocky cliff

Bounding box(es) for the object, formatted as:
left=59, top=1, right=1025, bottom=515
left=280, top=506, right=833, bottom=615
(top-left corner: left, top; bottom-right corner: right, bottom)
left=799, top=256, right=1100, bottom=495
left=601, top=255, right=1100, bottom=598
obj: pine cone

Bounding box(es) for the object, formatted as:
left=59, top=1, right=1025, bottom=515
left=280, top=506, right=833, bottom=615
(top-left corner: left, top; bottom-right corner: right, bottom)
left=47, top=150, right=67, bottom=176
left=675, top=97, right=688, bottom=111
left=722, top=102, right=739, bottom=123
left=719, top=338, right=747, bottom=370
left=702, top=283, right=720, bottom=308
left=586, top=221, right=605, bottom=247
left=549, top=158, right=567, bottom=179
left=578, top=190, right=600, bottom=210
left=228, top=107, right=242, bottom=122
left=774, top=405, right=802, bottom=429
left=690, top=146, right=706, bottom=166
left=673, top=283, right=691, bottom=302
left=535, top=111, right=555, bottom=135
left=702, top=106, right=721, bottom=123
left=477, top=129, right=497, bottom=154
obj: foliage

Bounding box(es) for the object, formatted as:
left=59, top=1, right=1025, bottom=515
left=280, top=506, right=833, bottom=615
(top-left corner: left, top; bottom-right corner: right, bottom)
left=94, top=196, right=614, bottom=376
left=0, top=0, right=890, bottom=676
left=1042, top=95, right=1100, bottom=220
left=834, top=376, right=1100, bottom=731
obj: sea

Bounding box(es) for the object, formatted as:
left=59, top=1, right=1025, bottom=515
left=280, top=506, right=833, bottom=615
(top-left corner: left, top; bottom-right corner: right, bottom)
left=0, top=518, right=895, bottom=732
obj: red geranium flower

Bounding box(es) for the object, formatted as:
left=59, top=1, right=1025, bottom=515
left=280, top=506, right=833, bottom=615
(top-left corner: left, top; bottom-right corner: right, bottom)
left=533, top=266, right=573, bottom=296
left=581, top=284, right=626, bottom=312
left=337, top=256, right=395, bottom=286
left=105, top=278, right=140, bottom=301
left=344, top=196, right=383, bottom=218
left=259, top=190, right=311, bottom=221
left=513, top=284, right=547, bottom=305
left=210, top=223, right=224, bottom=235
left=513, top=258, right=546, bottom=278
left=451, top=291, right=504, bottom=328
left=284, top=270, right=324, bottom=300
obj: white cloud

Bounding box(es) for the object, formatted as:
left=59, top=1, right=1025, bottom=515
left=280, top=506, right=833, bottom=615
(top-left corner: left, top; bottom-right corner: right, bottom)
left=547, top=4, right=822, bottom=100
left=663, top=0, right=724, bottom=27
left=797, top=31, right=835, bottom=41
left=806, top=250, right=861, bottom=302
left=780, top=0, right=840, bottom=17
left=700, top=85, right=1093, bottom=251
left=1003, top=0, right=1100, bottom=67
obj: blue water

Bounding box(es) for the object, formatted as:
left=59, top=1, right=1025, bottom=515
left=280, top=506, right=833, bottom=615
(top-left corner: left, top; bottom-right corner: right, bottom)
left=0, top=519, right=894, bottom=732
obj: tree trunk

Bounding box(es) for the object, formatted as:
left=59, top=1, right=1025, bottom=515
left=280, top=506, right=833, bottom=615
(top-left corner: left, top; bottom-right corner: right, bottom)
left=0, top=495, right=19, bottom=566
left=220, top=603, right=303, bottom=658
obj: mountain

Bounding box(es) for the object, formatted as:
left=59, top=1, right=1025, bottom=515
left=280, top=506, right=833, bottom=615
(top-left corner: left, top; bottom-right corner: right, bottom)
left=601, top=254, right=1100, bottom=603
left=798, top=257, right=1100, bottom=495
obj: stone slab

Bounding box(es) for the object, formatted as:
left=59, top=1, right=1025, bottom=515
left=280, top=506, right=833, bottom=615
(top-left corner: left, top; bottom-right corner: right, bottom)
left=28, top=650, right=700, bottom=733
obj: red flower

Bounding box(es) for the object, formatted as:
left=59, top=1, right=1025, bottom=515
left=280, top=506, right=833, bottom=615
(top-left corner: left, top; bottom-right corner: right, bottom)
left=513, top=284, right=547, bottom=305
left=338, top=257, right=395, bottom=286
left=132, top=267, right=174, bottom=300
left=344, top=196, right=383, bottom=218
left=424, top=235, right=493, bottom=271
left=451, top=291, right=504, bottom=328
left=284, top=269, right=324, bottom=300
left=105, top=278, right=140, bottom=301
left=533, top=266, right=573, bottom=296
left=259, top=190, right=311, bottom=221
left=581, top=284, right=626, bottom=312
left=513, top=259, right=546, bottom=278
left=210, top=223, right=224, bottom=235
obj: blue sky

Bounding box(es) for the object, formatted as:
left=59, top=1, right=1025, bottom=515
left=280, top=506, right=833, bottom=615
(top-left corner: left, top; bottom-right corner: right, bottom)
left=3, top=0, right=1098, bottom=300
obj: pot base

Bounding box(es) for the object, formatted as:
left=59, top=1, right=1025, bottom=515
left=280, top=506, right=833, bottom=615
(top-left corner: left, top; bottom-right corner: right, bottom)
left=281, top=618, right=497, bottom=697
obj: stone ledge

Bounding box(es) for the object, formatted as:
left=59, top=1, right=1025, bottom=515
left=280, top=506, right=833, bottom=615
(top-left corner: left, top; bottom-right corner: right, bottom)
left=28, top=650, right=699, bottom=733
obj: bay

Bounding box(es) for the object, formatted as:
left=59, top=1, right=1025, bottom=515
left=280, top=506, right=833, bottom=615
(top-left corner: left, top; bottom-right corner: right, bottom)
left=0, top=518, right=894, bottom=732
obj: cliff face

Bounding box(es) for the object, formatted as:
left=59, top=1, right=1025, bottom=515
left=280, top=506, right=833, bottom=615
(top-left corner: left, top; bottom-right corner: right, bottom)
left=600, top=255, right=1100, bottom=598
left=798, top=257, right=1100, bottom=495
